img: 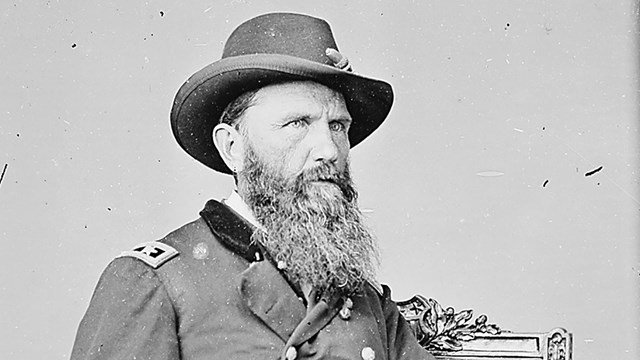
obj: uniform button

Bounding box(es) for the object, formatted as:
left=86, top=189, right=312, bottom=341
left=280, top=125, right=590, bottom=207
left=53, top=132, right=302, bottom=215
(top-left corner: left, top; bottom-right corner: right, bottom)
left=344, top=297, right=353, bottom=308
left=339, top=297, right=353, bottom=320
left=339, top=306, right=351, bottom=320
left=361, top=347, right=375, bottom=360
left=192, top=242, right=209, bottom=260
left=285, top=346, right=297, bottom=360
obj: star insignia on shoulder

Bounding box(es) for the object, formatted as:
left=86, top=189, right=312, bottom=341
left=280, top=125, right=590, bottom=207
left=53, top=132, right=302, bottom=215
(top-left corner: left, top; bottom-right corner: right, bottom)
left=118, top=241, right=179, bottom=269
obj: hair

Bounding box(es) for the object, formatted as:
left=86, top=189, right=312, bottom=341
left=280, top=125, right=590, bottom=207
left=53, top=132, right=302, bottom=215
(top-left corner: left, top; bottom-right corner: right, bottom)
left=219, top=88, right=260, bottom=132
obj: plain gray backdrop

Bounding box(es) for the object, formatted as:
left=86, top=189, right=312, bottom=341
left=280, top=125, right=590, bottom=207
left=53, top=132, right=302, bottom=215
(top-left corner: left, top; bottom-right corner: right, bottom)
left=1, top=1, right=638, bottom=359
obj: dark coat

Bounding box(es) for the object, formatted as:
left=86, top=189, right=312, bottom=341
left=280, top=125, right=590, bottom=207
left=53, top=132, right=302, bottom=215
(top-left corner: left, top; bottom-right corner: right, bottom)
left=71, top=200, right=434, bottom=360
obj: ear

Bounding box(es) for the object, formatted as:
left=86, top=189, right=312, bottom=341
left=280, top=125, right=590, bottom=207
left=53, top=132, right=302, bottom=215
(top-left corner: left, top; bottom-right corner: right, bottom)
left=213, top=123, right=245, bottom=173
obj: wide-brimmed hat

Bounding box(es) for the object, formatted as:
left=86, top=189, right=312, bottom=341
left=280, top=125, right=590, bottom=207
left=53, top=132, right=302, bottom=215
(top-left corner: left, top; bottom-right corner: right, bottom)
left=170, top=12, right=394, bottom=174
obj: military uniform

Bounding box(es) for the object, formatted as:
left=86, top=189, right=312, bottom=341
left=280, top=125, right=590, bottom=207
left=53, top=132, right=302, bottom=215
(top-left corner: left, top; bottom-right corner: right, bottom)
left=71, top=200, right=435, bottom=360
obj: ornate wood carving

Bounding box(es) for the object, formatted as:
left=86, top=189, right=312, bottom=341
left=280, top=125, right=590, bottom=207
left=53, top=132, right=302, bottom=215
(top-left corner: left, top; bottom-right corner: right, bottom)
left=396, top=295, right=504, bottom=352
left=397, top=295, right=573, bottom=360
left=547, top=328, right=572, bottom=360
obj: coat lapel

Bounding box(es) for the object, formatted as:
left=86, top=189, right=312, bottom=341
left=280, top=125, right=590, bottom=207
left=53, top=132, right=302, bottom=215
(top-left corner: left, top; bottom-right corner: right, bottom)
left=286, top=289, right=342, bottom=347
left=238, top=260, right=307, bottom=341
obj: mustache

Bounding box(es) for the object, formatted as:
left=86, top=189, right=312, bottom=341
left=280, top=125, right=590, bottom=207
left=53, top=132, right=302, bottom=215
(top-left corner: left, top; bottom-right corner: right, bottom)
left=293, top=162, right=356, bottom=202
left=299, top=162, right=341, bottom=182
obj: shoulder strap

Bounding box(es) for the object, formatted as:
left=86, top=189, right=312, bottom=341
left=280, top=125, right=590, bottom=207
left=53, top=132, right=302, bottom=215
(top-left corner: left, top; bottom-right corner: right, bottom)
left=118, top=241, right=179, bottom=269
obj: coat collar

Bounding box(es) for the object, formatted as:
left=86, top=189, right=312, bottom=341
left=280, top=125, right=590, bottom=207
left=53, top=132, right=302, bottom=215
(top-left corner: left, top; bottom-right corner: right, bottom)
left=199, top=199, right=343, bottom=345
left=199, top=199, right=264, bottom=262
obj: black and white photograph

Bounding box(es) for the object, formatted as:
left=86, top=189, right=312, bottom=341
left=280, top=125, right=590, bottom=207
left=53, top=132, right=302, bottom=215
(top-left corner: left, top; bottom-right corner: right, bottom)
left=1, top=1, right=638, bottom=359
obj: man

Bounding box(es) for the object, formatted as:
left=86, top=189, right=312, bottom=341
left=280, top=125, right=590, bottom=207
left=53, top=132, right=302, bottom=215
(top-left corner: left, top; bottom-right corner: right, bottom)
left=71, top=12, right=435, bottom=360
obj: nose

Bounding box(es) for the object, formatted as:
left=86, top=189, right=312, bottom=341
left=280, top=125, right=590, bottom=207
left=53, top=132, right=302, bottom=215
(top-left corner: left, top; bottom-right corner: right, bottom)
left=309, top=122, right=340, bottom=164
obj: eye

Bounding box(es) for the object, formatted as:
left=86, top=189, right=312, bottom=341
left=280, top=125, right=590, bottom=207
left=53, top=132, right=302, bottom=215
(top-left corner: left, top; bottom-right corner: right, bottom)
left=286, top=118, right=307, bottom=128
left=329, top=121, right=347, bottom=132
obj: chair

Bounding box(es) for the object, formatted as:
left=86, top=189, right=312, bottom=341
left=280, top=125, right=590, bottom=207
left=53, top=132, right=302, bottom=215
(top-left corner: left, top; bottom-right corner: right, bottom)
left=397, top=295, right=573, bottom=360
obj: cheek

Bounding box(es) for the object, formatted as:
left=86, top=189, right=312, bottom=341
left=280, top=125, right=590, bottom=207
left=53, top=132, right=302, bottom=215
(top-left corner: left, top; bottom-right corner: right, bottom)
left=281, top=144, right=310, bottom=174
left=259, top=140, right=307, bottom=176
left=335, top=134, right=351, bottom=159
left=246, top=131, right=294, bottom=164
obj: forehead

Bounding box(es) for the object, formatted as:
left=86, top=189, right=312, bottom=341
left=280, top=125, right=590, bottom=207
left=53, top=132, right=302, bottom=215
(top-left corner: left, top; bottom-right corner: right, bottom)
left=249, top=81, right=350, bottom=117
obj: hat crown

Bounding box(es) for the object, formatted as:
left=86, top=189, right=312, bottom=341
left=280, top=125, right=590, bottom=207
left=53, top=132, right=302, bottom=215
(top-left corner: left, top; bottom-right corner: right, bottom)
left=223, top=13, right=338, bottom=66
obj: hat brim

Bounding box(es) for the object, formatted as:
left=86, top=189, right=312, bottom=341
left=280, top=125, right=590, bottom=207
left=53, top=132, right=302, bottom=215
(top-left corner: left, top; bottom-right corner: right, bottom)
left=171, top=54, right=393, bottom=174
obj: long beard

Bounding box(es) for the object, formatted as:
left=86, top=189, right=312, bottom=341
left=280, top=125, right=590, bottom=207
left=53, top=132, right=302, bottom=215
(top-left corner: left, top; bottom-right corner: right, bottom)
left=238, top=145, right=379, bottom=296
